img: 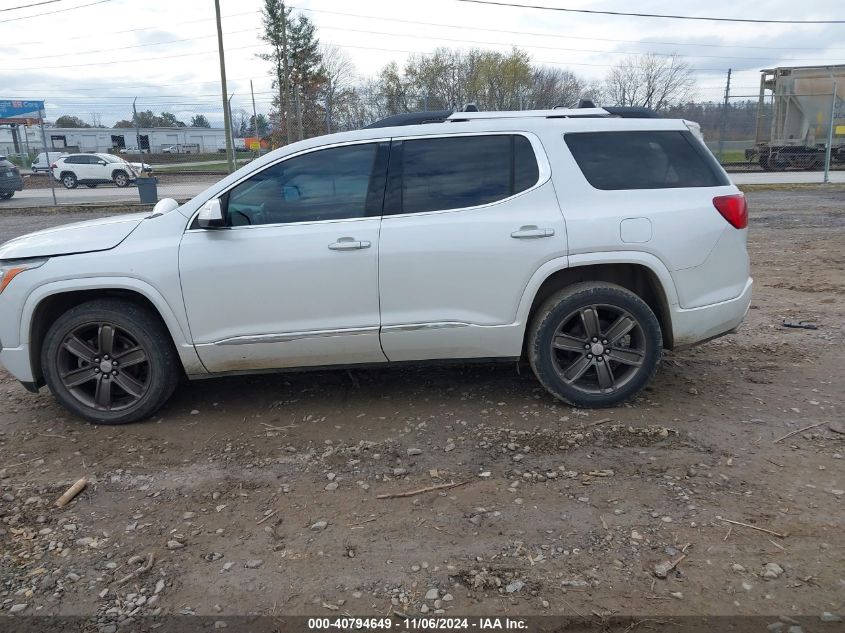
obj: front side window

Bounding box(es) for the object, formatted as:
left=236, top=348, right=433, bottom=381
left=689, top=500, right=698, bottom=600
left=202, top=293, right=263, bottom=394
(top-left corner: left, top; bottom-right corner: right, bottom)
left=225, top=143, right=379, bottom=227
left=564, top=130, right=728, bottom=190
left=393, top=134, right=540, bottom=215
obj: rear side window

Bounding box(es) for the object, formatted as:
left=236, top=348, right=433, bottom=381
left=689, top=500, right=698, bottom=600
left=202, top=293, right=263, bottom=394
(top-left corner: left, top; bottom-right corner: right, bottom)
left=564, top=131, right=728, bottom=190
left=393, top=134, right=539, bottom=214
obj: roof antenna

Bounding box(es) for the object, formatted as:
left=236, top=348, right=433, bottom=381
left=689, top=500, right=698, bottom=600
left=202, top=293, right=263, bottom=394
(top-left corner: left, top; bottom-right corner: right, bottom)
left=461, top=103, right=479, bottom=112
left=578, top=99, right=596, bottom=109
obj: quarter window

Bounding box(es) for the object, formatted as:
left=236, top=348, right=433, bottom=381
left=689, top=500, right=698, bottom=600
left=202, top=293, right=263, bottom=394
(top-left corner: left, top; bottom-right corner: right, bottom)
left=564, top=131, right=728, bottom=190
left=393, top=134, right=540, bottom=214
left=225, top=143, right=380, bottom=227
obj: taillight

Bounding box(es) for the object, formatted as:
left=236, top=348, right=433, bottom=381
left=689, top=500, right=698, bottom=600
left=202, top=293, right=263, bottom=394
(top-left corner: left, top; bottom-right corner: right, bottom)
left=713, top=194, right=748, bottom=229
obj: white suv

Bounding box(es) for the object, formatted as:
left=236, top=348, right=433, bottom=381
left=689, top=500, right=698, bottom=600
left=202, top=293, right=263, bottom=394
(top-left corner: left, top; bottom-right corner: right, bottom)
left=52, top=153, right=138, bottom=189
left=0, top=108, right=751, bottom=424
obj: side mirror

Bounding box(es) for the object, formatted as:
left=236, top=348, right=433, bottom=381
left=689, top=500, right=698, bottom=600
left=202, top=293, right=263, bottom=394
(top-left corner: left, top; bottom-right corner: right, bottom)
left=98, top=160, right=107, bottom=165
left=197, top=198, right=227, bottom=230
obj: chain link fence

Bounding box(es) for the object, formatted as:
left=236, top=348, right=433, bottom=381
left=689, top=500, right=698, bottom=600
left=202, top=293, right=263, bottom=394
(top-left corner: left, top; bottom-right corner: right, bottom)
left=3, top=85, right=843, bottom=210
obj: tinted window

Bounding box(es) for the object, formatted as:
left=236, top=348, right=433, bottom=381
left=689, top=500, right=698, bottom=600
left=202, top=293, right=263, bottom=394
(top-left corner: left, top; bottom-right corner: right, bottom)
left=64, top=156, right=84, bottom=164
left=226, top=143, right=379, bottom=226
left=564, top=131, right=728, bottom=190
left=397, top=134, right=539, bottom=214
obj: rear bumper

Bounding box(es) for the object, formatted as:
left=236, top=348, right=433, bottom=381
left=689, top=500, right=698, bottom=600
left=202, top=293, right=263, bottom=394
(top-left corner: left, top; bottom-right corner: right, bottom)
left=0, top=176, right=23, bottom=192
left=670, top=277, right=752, bottom=348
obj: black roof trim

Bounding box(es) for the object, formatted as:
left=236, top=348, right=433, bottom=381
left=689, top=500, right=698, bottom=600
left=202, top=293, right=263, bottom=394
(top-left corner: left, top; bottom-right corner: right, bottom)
left=364, top=110, right=454, bottom=129
left=603, top=106, right=661, bottom=119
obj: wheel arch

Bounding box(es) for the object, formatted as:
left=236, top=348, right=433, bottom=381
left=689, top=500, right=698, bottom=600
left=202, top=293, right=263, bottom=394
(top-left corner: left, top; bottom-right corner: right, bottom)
left=518, top=254, right=677, bottom=350
left=23, top=280, right=204, bottom=386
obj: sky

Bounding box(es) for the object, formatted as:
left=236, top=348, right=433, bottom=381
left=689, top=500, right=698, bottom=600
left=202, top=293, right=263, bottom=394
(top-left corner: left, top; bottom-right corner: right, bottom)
left=1, top=0, right=844, bottom=127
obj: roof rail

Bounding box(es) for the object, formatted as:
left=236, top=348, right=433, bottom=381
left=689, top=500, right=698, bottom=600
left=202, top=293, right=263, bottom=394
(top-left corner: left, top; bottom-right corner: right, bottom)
left=563, top=102, right=661, bottom=119
left=364, top=106, right=612, bottom=129
left=446, top=108, right=609, bottom=121
left=363, top=109, right=453, bottom=129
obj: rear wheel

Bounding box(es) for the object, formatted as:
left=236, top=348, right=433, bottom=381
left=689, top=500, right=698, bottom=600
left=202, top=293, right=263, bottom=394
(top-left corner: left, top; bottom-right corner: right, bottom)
left=61, top=173, right=78, bottom=189
left=41, top=299, right=180, bottom=425
left=528, top=283, right=662, bottom=408
left=0, top=192, right=13, bottom=200
left=112, top=171, right=130, bottom=187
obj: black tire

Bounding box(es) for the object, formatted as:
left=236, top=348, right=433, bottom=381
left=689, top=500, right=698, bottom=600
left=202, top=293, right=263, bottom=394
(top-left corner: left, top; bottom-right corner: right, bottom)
left=41, top=299, right=180, bottom=425
left=61, top=172, right=78, bottom=189
left=85, top=184, right=97, bottom=188
left=528, top=283, right=662, bottom=408
left=112, top=171, right=130, bottom=187
left=0, top=192, right=13, bottom=200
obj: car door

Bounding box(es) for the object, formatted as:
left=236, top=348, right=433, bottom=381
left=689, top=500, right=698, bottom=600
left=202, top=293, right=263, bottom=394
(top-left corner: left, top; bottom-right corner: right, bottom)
left=179, top=141, right=389, bottom=373
left=378, top=132, right=567, bottom=361
left=78, top=155, right=100, bottom=182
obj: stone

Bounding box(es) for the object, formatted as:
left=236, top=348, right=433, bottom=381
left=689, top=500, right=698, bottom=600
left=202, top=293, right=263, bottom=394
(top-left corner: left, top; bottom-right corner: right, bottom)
left=731, top=564, right=745, bottom=572
left=155, top=579, right=165, bottom=594
left=222, top=562, right=235, bottom=572
left=66, top=572, right=80, bottom=582
left=442, top=593, right=453, bottom=602
left=762, top=563, right=784, bottom=580
left=311, top=520, right=328, bottom=531
left=425, top=588, right=439, bottom=600
left=9, top=604, right=27, bottom=614
left=325, top=482, right=338, bottom=491
left=505, top=580, right=524, bottom=593
left=407, top=448, right=422, bottom=456
left=245, top=559, right=264, bottom=569
left=820, top=613, right=842, bottom=623
left=167, top=540, right=185, bottom=550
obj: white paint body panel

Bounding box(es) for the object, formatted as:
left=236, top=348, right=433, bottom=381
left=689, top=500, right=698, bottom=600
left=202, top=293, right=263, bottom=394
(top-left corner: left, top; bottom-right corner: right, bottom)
left=0, top=113, right=752, bottom=388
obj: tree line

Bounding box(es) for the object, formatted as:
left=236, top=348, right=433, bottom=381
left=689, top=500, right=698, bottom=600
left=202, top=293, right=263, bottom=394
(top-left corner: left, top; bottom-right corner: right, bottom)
left=52, top=2, right=761, bottom=144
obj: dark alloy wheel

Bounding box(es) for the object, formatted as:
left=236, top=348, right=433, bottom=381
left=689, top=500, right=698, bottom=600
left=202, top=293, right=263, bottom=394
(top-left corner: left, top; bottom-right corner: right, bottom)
left=42, top=299, right=180, bottom=424
left=529, top=283, right=662, bottom=408
left=0, top=192, right=13, bottom=199
left=56, top=322, right=151, bottom=412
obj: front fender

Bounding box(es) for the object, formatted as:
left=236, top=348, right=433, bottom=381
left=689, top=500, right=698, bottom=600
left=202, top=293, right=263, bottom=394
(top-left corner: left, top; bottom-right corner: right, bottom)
left=20, top=277, right=205, bottom=376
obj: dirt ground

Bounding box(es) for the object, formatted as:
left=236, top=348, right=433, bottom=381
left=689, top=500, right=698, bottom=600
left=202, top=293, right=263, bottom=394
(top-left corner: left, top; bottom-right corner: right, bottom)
left=1, top=188, right=843, bottom=628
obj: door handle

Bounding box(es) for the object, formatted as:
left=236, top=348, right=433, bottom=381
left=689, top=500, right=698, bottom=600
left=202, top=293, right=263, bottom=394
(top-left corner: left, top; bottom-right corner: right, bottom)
left=511, top=225, right=555, bottom=239
left=328, top=237, right=372, bottom=251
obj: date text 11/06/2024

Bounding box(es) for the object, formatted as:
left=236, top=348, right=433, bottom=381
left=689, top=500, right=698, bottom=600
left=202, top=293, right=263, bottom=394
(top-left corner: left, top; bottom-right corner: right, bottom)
left=307, top=617, right=528, bottom=630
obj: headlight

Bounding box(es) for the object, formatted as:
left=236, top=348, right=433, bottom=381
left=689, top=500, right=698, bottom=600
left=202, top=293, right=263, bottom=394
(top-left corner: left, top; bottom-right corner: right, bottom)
left=0, top=258, right=48, bottom=294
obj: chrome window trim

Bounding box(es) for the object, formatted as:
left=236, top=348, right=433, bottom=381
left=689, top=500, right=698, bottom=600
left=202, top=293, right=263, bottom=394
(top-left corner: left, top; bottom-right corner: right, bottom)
left=382, top=130, right=551, bottom=219
left=186, top=130, right=550, bottom=230
left=186, top=137, right=391, bottom=230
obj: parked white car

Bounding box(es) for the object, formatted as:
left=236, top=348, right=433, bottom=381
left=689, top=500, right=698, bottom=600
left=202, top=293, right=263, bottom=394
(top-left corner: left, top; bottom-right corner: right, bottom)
left=0, top=108, right=751, bottom=424
left=51, top=153, right=139, bottom=189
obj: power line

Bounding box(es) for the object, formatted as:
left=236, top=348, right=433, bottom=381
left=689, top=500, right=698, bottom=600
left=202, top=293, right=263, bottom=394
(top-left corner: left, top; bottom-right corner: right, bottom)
left=0, top=0, right=64, bottom=12
left=0, top=0, right=112, bottom=24
left=451, top=0, right=845, bottom=24
left=294, top=5, right=845, bottom=52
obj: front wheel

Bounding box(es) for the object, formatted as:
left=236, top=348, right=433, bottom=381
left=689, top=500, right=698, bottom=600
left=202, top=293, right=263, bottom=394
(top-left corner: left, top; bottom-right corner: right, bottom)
left=0, top=192, right=13, bottom=200
left=41, top=299, right=180, bottom=424
left=528, top=283, right=662, bottom=408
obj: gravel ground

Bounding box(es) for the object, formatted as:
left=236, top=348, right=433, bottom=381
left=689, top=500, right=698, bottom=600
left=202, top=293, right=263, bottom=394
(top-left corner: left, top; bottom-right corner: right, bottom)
left=0, top=188, right=843, bottom=627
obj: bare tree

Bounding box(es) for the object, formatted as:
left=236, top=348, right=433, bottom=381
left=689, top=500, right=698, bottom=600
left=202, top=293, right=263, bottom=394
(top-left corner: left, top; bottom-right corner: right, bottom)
left=89, top=112, right=104, bottom=127
left=320, top=44, right=357, bottom=132
left=604, top=53, right=695, bottom=111
left=526, top=67, right=587, bottom=109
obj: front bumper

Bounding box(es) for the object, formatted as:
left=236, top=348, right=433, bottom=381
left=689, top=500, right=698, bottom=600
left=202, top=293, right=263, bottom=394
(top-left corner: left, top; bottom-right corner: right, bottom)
left=670, top=278, right=752, bottom=348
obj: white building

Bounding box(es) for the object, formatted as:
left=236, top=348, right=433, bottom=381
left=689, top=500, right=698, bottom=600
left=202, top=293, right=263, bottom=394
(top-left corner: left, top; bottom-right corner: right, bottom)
left=1, top=125, right=229, bottom=156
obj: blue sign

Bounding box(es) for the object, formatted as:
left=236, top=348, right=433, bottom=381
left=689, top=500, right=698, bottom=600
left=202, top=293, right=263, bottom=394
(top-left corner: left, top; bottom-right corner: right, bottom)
left=0, top=100, right=45, bottom=122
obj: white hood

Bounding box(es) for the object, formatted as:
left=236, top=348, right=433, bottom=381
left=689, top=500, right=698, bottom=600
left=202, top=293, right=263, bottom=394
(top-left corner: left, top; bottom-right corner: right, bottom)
left=0, top=213, right=147, bottom=260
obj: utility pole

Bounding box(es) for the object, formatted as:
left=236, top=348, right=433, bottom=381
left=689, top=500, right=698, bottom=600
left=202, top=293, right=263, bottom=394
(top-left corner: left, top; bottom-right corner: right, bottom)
left=281, top=0, right=291, bottom=145
left=38, top=103, right=56, bottom=206
left=215, top=0, right=235, bottom=173
left=250, top=79, right=259, bottom=156
left=717, top=68, right=732, bottom=163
